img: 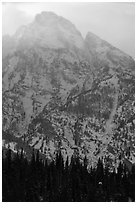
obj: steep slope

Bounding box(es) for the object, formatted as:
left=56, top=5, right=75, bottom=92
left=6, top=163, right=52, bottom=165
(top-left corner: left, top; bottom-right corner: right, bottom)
left=85, top=32, right=135, bottom=73
left=16, top=12, right=84, bottom=50
left=3, top=12, right=91, bottom=133
left=2, top=12, right=135, bottom=169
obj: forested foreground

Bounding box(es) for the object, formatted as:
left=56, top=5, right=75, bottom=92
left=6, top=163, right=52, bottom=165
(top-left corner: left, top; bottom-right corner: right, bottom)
left=2, top=148, right=135, bottom=202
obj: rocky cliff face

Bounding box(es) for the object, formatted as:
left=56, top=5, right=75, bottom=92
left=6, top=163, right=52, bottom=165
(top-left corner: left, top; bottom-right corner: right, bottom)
left=85, top=32, right=135, bottom=72
left=2, top=12, right=135, bottom=169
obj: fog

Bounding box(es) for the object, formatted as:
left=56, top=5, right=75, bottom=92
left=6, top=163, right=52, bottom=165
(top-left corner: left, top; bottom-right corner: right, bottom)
left=2, top=2, right=135, bottom=58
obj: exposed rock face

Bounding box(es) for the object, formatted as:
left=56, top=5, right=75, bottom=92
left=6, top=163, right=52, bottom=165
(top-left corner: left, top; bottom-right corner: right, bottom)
left=2, top=12, right=135, bottom=168
left=85, top=32, right=135, bottom=72
left=16, top=12, right=84, bottom=50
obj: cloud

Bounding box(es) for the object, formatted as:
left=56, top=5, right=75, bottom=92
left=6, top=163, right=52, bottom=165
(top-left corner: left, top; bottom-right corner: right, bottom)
left=2, top=2, right=135, bottom=58
left=2, top=3, right=32, bottom=35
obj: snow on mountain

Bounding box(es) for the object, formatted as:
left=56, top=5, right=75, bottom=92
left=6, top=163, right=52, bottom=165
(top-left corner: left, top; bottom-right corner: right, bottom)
left=2, top=12, right=135, bottom=169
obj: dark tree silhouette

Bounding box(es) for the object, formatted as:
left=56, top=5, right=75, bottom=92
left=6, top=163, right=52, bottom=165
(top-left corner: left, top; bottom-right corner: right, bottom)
left=2, top=147, right=135, bottom=202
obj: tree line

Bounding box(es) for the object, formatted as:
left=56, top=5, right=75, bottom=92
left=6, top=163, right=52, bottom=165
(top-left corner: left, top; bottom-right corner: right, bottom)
left=2, top=148, right=135, bottom=202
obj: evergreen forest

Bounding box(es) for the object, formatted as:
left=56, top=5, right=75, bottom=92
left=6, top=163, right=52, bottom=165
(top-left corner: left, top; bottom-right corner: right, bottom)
left=2, top=148, right=135, bottom=202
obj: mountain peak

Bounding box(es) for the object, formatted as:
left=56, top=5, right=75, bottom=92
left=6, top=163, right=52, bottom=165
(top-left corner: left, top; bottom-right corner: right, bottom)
left=86, top=31, right=101, bottom=40
left=85, top=31, right=112, bottom=49
left=34, top=11, right=82, bottom=38
left=2, top=11, right=135, bottom=174
left=35, top=11, right=62, bottom=25
left=85, top=31, right=134, bottom=70
left=36, top=11, right=58, bottom=18
left=15, top=11, right=84, bottom=50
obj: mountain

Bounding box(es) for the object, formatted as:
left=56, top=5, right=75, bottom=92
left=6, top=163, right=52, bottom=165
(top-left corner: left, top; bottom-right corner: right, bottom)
left=85, top=32, right=134, bottom=72
left=2, top=12, right=135, bottom=169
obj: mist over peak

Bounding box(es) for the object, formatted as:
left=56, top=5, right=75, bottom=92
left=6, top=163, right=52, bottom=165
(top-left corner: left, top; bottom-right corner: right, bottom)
left=2, top=8, right=135, bottom=202
left=12, top=11, right=84, bottom=50
left=3, top=3, right=134, bottom=57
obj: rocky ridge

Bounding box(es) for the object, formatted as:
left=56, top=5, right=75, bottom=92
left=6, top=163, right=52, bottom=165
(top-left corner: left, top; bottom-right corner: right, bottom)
left=2, top=12, right=135, bottom=170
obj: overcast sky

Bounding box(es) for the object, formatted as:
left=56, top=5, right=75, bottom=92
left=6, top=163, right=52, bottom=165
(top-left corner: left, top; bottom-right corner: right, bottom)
left=2, top=2, right=135, bottom=58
